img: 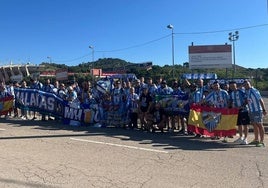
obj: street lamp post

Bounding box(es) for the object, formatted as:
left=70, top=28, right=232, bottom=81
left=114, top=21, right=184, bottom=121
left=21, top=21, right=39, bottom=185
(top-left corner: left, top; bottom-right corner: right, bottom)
left=228, top=31, right=239, bottom=79
left=167, top=24, right=175, bottom=78
left=47, top=56, right=52, bottom=63
left=89, top=45, right=95, bottom=81
left=89, top=46, right=95, bottom=66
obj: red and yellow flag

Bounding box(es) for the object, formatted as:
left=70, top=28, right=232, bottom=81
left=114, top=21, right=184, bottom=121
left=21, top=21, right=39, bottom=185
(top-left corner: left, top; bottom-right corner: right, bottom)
left=188, top=104, right=238, bottom=137
left=0, top=96, right=14, bottom=115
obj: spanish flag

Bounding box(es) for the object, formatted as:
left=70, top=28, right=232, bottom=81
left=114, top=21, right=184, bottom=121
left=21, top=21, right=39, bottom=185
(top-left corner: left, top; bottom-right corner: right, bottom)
left=187, top=104, right=238, bottom=137
left=0, top=96, right=14, bottom=115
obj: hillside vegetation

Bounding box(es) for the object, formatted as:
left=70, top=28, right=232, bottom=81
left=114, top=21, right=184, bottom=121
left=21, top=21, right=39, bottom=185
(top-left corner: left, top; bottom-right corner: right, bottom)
left=40, top=58, right=268, bottom=90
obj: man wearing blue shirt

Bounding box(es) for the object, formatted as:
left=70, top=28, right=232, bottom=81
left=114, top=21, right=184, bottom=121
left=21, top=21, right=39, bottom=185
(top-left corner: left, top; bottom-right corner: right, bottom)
left=205, top=81, right=229, bottom=108
left=205, top=81, right=229, bottom=142
left=243, top=80, right=267, bottom=147
left=156, top=80, right=173, bottom=95
left=229, top=81, right=250, bottom=145
left=30, top=78, right=43, bottom=120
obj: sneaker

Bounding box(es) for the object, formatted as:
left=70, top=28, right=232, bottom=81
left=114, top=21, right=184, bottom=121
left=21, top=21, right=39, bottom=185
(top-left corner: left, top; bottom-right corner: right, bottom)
left=211, top=136, right=220, bottom=140
left=187, top=131, right=194, bottom=135
left=149, top=127, right=156, bottom=133
left=256, top=142, right=265, bottom=147
left=222, top=137, right=228, bottom=143
left=178, top=129, right=184, bottom=134
left=240, top=139, right=248, bottom=145
left=234, top=137, right=243, bottom=144
left=249, top=140, right=259, bottom=145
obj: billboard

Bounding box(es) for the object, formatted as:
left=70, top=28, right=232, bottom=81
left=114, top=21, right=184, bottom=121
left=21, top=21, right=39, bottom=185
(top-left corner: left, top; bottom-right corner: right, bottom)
left=56, top=69, right=68, bottom=81
left=91, top=69, right=102, bottom=76
left=189, top=45, right=232, bottom=69
left=138, top=62, right=152, bottom=70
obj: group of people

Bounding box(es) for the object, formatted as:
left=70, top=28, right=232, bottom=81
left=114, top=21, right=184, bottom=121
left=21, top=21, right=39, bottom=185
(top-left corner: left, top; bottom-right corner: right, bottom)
left=0, top=76, right=267, bottom=147
left=203, top=79, right=267, bottom=147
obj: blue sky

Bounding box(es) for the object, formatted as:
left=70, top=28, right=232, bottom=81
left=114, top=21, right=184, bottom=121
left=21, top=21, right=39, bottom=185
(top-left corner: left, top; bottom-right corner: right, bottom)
left=0, top=0, right=268, bottom=68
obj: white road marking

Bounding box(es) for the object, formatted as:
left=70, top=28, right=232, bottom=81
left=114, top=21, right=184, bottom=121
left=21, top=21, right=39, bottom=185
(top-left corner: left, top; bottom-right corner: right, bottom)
left=0, top=128, right=6, bottom=131
left=70, top=137, right=169, bottom=154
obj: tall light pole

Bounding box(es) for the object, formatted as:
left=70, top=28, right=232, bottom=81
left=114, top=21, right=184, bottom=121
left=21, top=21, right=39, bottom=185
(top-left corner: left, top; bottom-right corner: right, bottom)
left=228, top=31, right=239, bottom=79
left=167, top=24, right=175, bottom=78
left=47, top=56, right=52, bottom=63
left=89, top=45, right=95, bottom=81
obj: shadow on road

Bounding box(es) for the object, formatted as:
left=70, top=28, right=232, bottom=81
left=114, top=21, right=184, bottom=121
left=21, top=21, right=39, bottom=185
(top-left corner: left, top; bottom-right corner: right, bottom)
left=0, top=119, right=254, bottom=152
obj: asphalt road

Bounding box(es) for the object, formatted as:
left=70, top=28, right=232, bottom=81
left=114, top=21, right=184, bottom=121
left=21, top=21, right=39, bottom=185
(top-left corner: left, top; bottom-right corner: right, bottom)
left=0, top=117, right=268, bottom=188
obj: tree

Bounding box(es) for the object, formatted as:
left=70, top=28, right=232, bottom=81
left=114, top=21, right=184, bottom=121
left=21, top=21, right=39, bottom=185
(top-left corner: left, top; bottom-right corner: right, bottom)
left=40, top=58, right=268, bottom=90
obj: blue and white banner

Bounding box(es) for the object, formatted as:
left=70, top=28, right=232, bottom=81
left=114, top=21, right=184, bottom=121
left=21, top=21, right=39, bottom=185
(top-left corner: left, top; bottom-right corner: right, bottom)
left=156, top=94, right=190, bottom=116
left=181, top=73, right=217, bottom=80
left=14, top=88, right=191, bottom=126
left=14, top=88, right=94, bottom=123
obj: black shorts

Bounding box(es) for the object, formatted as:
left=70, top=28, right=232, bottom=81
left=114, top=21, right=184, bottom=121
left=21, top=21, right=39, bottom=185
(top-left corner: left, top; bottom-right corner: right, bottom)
left=140, top=107, right=148, bottom=113
left=237, top=110, right=250, bottom=126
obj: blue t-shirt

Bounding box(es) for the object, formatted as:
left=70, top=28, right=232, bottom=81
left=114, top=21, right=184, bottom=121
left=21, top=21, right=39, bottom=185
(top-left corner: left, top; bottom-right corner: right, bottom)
left=245, top=87, right=263, bottom=112
left=229, top=89, right=248, bottom=111
left=205, top=89, right=229, bottom=108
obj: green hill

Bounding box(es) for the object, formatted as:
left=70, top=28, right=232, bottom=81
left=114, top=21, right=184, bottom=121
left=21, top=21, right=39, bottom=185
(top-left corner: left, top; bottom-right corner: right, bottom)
left=40, top=58, right=268, bottom=90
